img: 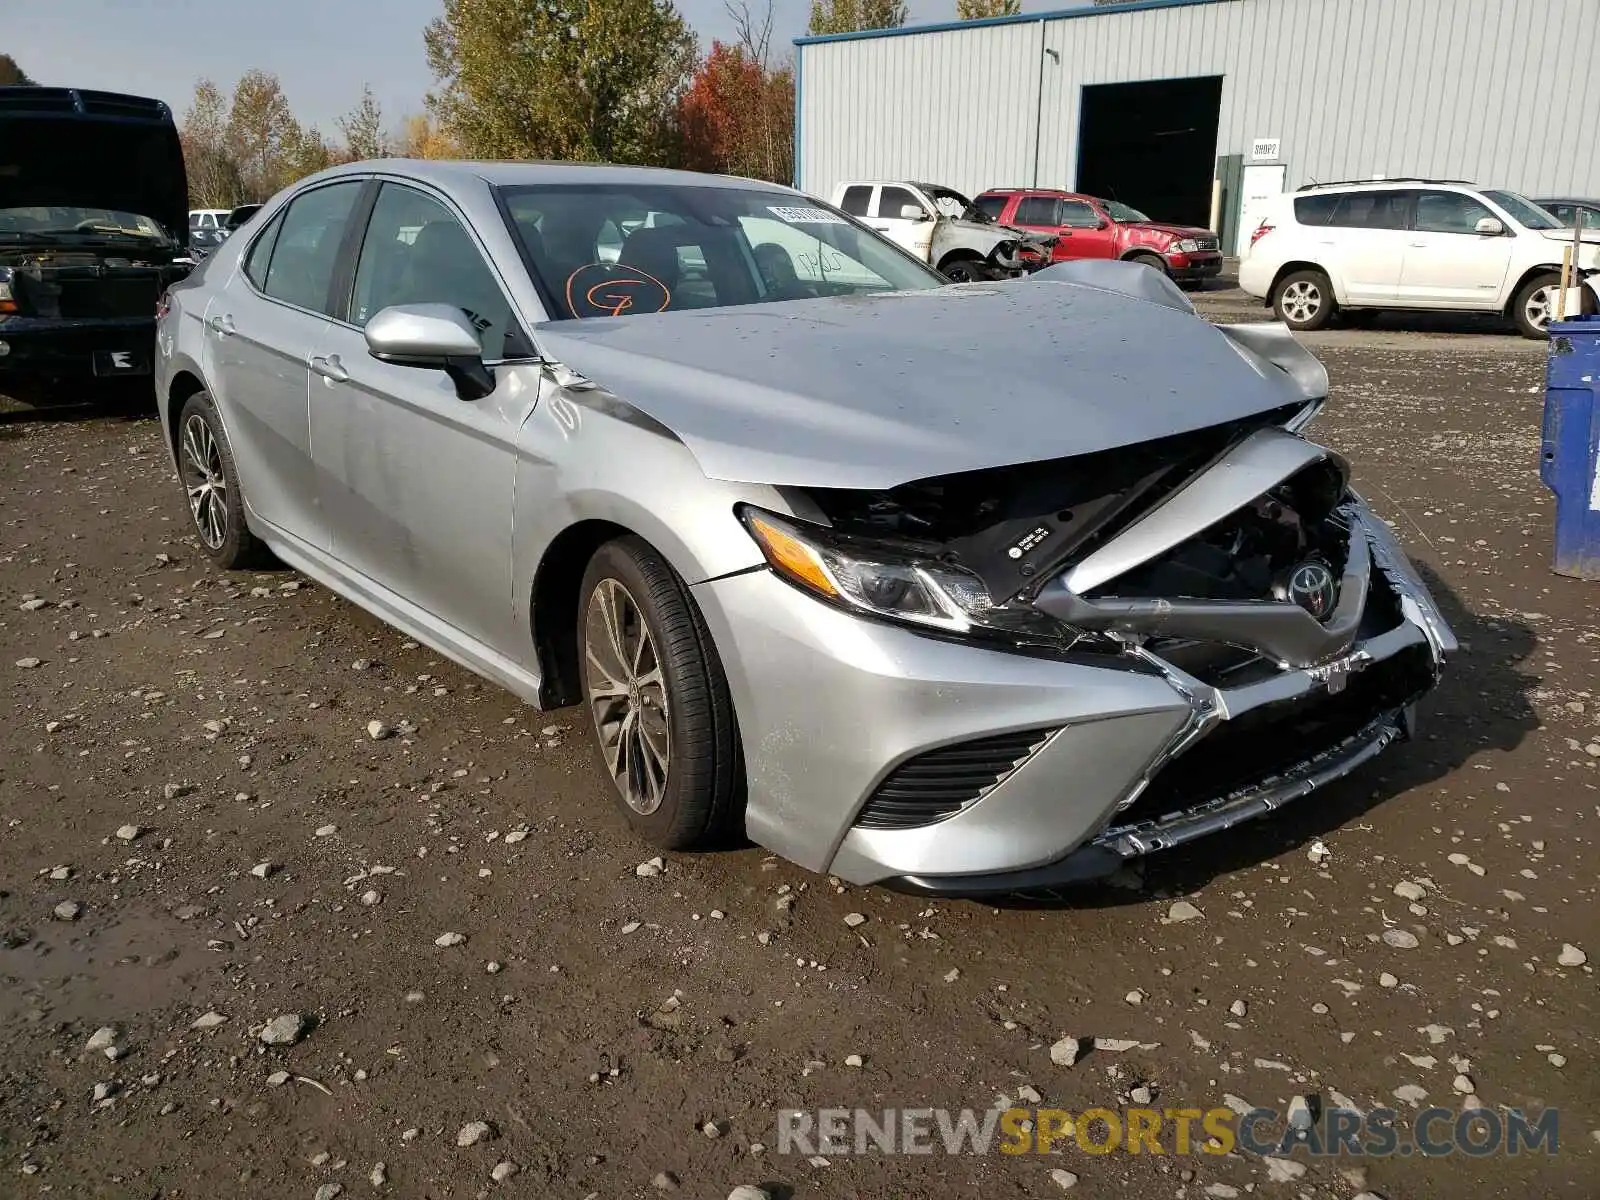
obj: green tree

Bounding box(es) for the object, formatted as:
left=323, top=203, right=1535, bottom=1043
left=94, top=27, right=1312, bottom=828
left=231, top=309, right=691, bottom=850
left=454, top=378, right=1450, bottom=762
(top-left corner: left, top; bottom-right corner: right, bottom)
left=806, top=0, right=906, bottom=36
left=957, top=0, right=1019, bottom=18
left=424, top=0, right=696, bottom=165
left=0, top=53, right=34, bottom=85
left=227, top=69, right=299, bottom=197
left=338, top=85, right=387, bottom=161
left=283, top=123, right=335, bottom=179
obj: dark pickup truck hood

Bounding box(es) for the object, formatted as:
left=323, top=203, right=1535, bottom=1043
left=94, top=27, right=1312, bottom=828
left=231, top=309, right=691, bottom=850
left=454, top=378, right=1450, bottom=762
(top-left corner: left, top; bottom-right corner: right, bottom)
left=535, top=268, right=1326, bottom=490
left=0, top=87, right=188, bottom=240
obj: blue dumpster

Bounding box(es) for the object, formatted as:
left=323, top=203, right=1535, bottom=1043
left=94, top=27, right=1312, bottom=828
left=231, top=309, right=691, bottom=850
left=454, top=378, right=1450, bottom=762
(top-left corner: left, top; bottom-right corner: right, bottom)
left=1542, top=316, right=1600, bottom=580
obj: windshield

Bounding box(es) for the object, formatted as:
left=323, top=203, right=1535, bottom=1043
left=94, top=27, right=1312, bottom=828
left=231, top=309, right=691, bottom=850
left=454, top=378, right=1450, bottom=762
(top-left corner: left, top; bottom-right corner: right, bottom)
left=919, top=184, right=987, bottom=223
left=1482, top=190, right=1562, bottom=230
left=496, top=183, right=947, bottom=320
left=1101, top=199, right=1151, bottom=223
left=0, top=206, right=172, bottom=243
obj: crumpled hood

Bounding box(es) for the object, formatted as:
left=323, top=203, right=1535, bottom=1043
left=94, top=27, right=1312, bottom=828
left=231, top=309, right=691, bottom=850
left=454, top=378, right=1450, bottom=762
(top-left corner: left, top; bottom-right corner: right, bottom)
left=0, top=87, right=189, bottom=239
left=1136, top=222, right=1216, bottom=241
left=534, top=270, right=1324, bottom=490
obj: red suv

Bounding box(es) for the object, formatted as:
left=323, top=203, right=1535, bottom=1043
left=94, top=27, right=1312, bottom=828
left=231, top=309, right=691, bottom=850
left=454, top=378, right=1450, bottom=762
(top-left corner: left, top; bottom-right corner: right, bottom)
left=975, top=189, right=1222, bottom=286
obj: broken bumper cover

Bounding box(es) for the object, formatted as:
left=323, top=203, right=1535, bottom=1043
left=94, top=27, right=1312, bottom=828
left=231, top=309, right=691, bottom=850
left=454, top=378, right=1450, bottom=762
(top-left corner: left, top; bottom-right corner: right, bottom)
left=693, top=498, right=1453, bottom=894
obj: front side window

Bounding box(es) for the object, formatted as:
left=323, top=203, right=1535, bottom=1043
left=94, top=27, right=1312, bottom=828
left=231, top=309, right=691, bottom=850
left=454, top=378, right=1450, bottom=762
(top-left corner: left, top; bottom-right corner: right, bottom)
left=350, top=183, right=518, bottom=358
left=496, top=183, right=945, bottom=320
left=1015, top=195, right=1059, bottom=226
left=876, top=186, right=922, bottom=219
left=974, top=193, right=1008, bottom=222
left=259, top=181, right=364, bottom=314
left=1415, top=190, right=1495, bottom=234
left=1058, top=200, right=1100, bottom=228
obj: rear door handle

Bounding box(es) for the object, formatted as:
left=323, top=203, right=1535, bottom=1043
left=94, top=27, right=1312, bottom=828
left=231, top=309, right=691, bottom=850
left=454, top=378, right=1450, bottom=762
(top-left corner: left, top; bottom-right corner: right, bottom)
left=311, top=354, right=349, bottom=383
left=207, top=313, right=236, bottom=336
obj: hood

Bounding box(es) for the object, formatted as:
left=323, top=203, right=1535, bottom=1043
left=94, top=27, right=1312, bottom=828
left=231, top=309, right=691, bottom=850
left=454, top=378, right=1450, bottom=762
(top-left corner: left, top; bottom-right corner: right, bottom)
left=535, top=266, right=1324, bottom=490
left=0, top=87, right=189, bottom=239
left=1132, top=221, right=1216, bottom=240
left=1541, top=228, right=1600, bottom=246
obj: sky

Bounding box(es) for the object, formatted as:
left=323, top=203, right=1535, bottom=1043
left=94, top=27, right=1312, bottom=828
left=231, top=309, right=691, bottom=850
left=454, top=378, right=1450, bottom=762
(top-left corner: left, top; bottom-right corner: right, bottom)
left=6, top=0, right=991, bottom=136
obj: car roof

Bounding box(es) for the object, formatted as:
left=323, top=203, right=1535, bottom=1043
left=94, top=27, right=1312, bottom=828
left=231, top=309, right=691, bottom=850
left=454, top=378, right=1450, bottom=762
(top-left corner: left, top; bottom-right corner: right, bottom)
left=302, top=159, right=801, bottom=195
left=1534, top=196, right=1600, bottom=205
left=1295, top=178, right=1478, bottom=193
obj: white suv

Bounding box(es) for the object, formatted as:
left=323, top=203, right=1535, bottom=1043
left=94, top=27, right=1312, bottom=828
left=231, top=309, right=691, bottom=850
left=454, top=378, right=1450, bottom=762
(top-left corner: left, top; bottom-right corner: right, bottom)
left=1239, top=180, right=1599, bottom=338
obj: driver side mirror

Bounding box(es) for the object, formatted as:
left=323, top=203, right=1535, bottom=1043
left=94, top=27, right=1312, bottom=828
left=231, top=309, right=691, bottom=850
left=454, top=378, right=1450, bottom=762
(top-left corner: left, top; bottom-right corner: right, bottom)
left=899, top=204, right=931, bottom=222
left=1095, top=217, right=1110, bottom=229
left=1474, top=216, right=1505, bottom=236
left=364, top=303, right=496, bottom=402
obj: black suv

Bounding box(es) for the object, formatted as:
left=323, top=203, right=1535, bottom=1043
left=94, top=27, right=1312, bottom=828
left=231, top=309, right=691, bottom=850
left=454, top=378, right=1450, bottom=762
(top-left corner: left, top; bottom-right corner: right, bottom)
left=0, top=87, right=192, bottom=383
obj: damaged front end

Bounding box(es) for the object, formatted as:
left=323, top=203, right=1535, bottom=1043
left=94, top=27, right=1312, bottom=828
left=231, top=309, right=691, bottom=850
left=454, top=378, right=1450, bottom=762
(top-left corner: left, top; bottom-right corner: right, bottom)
left=748, top=402, right=1455, bottom=890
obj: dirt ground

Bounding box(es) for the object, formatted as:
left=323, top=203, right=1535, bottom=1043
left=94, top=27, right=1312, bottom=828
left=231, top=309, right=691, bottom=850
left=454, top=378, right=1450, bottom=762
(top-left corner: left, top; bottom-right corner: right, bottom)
left=2, top=299, right=1597, bottom=1200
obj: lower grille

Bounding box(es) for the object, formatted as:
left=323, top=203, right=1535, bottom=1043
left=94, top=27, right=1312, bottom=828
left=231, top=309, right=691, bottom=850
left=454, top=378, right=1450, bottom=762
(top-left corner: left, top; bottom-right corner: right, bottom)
left=1112, top=644, right=1434, bottom=831
left=855, top=727, right=1058, bottom=830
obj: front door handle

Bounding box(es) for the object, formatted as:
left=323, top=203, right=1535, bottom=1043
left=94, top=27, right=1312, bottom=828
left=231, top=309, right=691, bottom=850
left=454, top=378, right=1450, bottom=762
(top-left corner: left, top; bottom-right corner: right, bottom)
left=311, top=354, right=349, bottom=383
left=1409, top=242, right=1428, bottom=248
left=207, top=313, right=236, bottom=336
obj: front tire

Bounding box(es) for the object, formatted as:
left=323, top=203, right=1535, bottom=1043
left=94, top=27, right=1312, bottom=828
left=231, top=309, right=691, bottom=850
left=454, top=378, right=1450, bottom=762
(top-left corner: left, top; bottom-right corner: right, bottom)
left=176, top=392, right=271, bottom=569
left=941, top=257, right=992, bottom=283
left=1273, top=268, right=1336, bottom=331
left=578, top=537, right=742, bottom=850
left=1509, top=271, right=1592, bottom=339
left=1129, top=251, right=1168, bottom=276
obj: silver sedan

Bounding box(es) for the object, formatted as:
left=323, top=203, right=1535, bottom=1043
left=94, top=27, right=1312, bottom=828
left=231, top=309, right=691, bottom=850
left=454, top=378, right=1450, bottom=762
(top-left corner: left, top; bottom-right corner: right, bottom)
left=154, top=160, right=1455, bottom=895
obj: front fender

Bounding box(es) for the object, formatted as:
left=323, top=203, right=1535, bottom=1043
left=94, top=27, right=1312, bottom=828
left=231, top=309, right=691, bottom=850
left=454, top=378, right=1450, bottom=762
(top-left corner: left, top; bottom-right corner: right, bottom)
left=510, top=374, right=783, bottom=659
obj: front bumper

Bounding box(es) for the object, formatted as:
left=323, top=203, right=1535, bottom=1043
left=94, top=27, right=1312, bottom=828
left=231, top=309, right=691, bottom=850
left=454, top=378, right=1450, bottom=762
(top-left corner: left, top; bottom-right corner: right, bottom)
left=693, top=501, right=1453, bottom=891
left=1167, top=251, right=1224, bottom=280
left=0, top=315, right=156, bottom=376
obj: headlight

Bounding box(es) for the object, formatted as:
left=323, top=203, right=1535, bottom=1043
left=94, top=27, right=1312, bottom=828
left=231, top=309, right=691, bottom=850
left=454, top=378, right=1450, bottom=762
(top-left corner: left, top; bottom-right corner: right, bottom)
left=0, top=265, right=14, bottom=314
left=1173, top=238, right=1200, bottom=254
left=739, top=507, right=1076, bottom=645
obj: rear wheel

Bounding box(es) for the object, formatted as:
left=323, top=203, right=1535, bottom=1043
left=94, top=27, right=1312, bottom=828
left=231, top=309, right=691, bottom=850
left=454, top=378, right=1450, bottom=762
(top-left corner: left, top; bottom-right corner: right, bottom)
left=1272, top=268, right=1336, bottom=331
left=578, top=537, right=742, bottom=850
left=176, top=391, right=271, bottom=569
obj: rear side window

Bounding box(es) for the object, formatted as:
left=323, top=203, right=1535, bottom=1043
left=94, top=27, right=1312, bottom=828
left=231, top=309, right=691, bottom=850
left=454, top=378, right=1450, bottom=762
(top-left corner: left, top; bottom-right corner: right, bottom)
left=876, top=186, right=922, bottom=219
left=1015, top=195, right=1059, bottom=226
left=242, top=211, right=285, bottom=288
left=259, top=181, right=365, bottom=315
left=1293, top=193, right=1340, bottom=226
left=1329, top=190, right=1410, bottom=230
left=974, top=193, right=1008, bottom=221
left=838, top=186, right=872, bottom=217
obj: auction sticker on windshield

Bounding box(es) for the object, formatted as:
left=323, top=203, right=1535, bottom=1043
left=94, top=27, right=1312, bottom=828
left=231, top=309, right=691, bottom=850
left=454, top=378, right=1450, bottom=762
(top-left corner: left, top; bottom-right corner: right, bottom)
left=768, top=206, right=847, bottom=225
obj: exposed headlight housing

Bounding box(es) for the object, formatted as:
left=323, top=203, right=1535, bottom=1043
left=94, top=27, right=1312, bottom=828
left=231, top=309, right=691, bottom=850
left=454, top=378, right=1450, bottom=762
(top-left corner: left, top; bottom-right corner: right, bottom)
left=739, top=507, right=1082, bottom=647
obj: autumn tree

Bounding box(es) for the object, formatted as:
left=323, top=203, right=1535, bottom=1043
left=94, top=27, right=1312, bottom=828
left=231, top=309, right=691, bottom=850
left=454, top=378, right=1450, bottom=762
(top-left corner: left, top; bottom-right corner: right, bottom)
left=424, top=0, right=696, bottom=165
left=957, top=0, right=1019, bottom=18
left=680, top=43, right=793, bottom=183
left=338, top=86, right=387, bottom=161
left=227, top=69, right=300, bottom=198
left=0, top=53, right=34, bottom=86
left=396, top=113, right=459, bottom=160
left=181, top=79, right=247, bottom=207
left=807, top=0, right=906, bottom=36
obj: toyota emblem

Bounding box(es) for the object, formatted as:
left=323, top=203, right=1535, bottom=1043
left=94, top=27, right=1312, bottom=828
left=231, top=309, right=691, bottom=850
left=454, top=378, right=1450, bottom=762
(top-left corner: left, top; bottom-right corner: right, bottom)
left=1280, top=560, right=1338, bottom=619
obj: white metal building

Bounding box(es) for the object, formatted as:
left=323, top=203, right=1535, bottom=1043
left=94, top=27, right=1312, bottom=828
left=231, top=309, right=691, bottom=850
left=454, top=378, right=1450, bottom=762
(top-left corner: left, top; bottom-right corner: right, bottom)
left=794, top=0, right=1600, bottom=252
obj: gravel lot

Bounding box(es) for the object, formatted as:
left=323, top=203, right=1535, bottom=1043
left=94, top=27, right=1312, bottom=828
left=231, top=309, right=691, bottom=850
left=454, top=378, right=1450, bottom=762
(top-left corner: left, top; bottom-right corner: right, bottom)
left=2, top=299, right=1596, bottom=1199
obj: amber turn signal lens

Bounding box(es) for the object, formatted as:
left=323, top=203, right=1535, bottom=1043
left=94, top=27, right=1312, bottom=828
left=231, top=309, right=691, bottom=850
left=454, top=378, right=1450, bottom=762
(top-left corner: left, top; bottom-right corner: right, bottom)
left=747, top=515, right=839, bottom=599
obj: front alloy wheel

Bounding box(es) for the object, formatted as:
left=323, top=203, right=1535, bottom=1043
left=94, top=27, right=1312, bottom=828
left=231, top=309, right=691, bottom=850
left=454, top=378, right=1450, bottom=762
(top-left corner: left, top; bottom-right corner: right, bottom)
left=576, top=537, right=743, bottom=850
left=584, top=577, right=671, bottom=815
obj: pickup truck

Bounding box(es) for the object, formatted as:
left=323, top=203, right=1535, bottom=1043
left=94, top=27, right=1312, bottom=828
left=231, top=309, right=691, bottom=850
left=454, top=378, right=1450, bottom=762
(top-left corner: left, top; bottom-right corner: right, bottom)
left=830, top=180, right=1053, bottom=281
left=975, top=188, right=1222, bottom=287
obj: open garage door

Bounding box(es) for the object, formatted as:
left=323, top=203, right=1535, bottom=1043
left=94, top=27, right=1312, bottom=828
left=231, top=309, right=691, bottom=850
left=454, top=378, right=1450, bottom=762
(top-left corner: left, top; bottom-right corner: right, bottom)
left=1076, top=75, right=1223, bottom=229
